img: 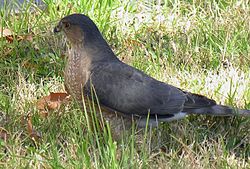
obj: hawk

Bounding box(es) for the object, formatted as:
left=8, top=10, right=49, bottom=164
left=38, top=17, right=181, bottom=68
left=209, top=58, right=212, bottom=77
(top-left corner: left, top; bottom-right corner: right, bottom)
left=54, top=14, right=250, bottom=130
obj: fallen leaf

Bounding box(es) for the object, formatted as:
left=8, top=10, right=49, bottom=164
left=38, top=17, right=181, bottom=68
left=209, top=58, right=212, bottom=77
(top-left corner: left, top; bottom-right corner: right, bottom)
left=0, top=127, right=9, bottom=141
left=39, top=110, right=48, bottom=118
left=27, top=114, right=33, bottom=135
left=36, top=96, right=50, bottom=110
left=24, top=34, right=33, bottom=42
left=5, top=35, right=14, bottom=43
left=17, top=34, right=34, bottom=42
left=1, top=28, right=34, bottom=43
left=0, top=28, right=14, bottom=43
left=0, top=28, right=13, bottom=37
left=36, top=92, right=70, bottom=117
left=27, top=114, right=41, bottom=141
left=50, top=92, right=69, bottom=101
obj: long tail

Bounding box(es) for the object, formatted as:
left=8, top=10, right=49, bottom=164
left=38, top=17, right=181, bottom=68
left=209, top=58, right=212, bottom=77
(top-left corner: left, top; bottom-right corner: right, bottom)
left=187, top=104, right=250, bottom=117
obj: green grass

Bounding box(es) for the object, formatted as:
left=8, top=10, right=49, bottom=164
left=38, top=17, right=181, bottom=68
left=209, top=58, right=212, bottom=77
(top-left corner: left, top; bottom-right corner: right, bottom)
left=0, top=0, right=249, bottom=168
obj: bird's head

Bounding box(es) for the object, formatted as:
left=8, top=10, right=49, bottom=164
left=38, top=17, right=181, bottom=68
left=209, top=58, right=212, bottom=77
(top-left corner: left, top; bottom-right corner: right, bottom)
left=54, top=14, right=101, bottom=45
left=54, top=13, right=117, bottom=61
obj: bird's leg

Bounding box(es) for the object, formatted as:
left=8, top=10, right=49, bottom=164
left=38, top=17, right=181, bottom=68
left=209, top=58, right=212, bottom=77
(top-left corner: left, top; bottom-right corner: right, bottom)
left=80, top=96, right=132, bottom=141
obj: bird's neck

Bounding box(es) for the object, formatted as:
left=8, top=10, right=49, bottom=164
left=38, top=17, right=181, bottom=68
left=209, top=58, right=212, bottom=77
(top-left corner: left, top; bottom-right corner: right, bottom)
left=84, top=36, right=119, bottom=63
left=69, top=37, right=120, bottom=66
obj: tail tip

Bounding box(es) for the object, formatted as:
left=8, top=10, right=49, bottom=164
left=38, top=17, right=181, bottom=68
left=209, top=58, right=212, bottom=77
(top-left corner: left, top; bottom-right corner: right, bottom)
left=212, top=105, right=250, bottom=117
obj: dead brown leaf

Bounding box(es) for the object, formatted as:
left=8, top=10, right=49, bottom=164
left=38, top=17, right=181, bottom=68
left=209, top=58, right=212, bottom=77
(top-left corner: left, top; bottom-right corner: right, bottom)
left=0, top=28, right=14, bottom=43
left=0, top=28, right=34, bottom=43
left=17, top=34, right=34, bottom=42
left=27, top=114, right=41, bottom=142
left=0, top=127, right=9, bottom=141
left=49, top=92, right=69, bottom=101
left=24, top=34, right=33, bottom=42
left=5, top=35, right=14, bottom=43
left=36, top=92, right=70, bottom=117
left=0, top=28, right=13, bottom=37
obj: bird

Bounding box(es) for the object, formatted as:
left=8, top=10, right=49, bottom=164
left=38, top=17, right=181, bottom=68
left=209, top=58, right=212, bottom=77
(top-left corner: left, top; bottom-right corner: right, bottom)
left=54, top=13, right=250, bottom=130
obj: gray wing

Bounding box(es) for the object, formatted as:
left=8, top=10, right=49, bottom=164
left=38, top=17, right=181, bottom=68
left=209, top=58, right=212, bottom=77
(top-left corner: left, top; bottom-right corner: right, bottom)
left=84, top=61, right=187, bottom=115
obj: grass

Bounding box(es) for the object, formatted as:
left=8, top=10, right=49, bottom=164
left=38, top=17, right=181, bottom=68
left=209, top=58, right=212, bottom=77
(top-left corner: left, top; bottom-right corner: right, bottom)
left=0, top=0, right=249, bottom=168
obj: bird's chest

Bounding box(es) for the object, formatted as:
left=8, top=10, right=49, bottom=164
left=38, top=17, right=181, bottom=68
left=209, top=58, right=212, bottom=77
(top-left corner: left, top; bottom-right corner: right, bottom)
left=64, top=49, right=91, bottom=99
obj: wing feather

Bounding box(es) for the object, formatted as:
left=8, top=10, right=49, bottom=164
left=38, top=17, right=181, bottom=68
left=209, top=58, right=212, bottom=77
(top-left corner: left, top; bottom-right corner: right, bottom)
left=84, top=61, right=187, bottom=115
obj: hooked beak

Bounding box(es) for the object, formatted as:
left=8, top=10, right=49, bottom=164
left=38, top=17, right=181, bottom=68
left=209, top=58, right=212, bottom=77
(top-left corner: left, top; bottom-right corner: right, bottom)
left=54, top=22, right=62, bottom=33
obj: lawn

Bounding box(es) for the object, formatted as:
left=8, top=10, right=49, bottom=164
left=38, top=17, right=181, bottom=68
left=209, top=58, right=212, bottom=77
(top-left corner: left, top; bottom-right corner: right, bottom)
left=0, top=0, right=249, bottom=168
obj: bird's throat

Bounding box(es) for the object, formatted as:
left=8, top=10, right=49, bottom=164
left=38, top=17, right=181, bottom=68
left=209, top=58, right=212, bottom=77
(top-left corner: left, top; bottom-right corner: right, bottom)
left=64, top=45, right=91, bottom=100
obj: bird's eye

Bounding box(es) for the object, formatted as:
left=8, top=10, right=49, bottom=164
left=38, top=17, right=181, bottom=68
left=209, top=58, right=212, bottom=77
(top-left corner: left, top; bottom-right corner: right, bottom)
left=63, top=22, right=70, bottom=29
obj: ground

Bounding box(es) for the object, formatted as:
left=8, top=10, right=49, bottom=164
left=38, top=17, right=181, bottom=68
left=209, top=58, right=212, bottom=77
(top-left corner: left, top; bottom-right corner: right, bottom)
left=0, top=1, right=249, bottom=168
